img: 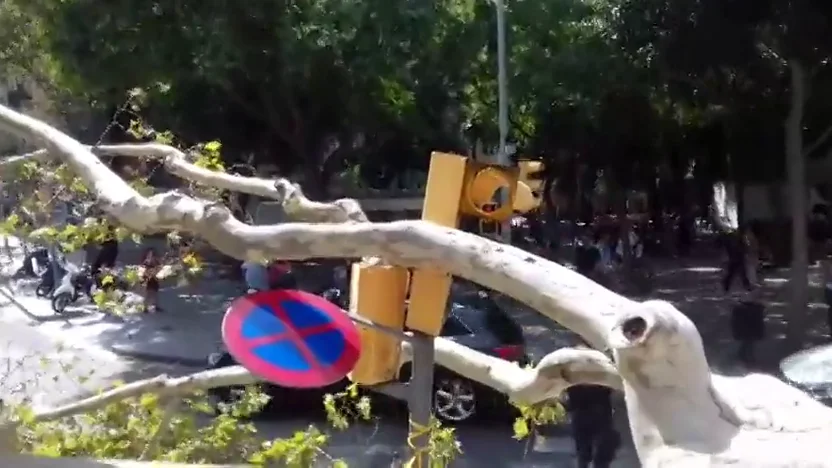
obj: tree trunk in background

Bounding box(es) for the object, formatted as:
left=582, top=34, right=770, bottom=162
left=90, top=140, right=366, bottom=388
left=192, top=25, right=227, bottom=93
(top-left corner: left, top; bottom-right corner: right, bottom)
left=616, top=188, right=633, bottom=269
left=786, top=60, right=810, bottom=350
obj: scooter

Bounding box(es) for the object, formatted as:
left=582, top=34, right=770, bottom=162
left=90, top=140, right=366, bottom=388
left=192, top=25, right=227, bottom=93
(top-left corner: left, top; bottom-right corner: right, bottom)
left=15, top=247, right=49, bottom=278
left=50, top=264, right=96, bottom=314
left=35, top=263, right=66, bottom=298
left=51, top=266, right=131, bottom=314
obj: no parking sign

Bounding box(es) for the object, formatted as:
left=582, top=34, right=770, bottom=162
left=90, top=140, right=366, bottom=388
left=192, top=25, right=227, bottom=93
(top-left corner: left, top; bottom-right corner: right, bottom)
left=222, top=289, right=361, bottom=388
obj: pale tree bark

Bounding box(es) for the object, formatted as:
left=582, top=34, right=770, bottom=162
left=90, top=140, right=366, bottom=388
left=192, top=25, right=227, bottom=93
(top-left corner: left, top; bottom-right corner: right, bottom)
left=711, top=181, right=739, bottom=232
left=786, top=60, right=810, bottom=350
left=2, top=104, right=832, bottom=466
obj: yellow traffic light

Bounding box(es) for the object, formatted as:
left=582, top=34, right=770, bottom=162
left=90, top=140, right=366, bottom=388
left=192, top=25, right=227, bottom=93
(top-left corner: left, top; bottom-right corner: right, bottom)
left=462, top=163, right=519, bottom=222
left=348, top=263, right=410, bottom=385
left=406, top=152, right=519, bottom=336
left=518, top=160, right=545, bottom=191
left=478, top=203, right=502, bottom=237
left=420, top=152, right=519, bottom=224
left=515, top=160, right=547, bottom=213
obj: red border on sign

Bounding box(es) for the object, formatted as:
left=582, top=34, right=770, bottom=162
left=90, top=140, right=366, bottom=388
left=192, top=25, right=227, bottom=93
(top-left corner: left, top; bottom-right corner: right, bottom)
left=222, top=289, right=361, bottom=388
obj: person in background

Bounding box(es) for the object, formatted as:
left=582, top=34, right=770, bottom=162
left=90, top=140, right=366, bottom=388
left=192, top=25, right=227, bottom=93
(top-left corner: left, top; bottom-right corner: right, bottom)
left=241, top=260, right=270, bottom=293
left=677, top=211, right=694, bottom=257
left=91, top=224, right=119, bottom=277
left=576, top=235, right=602, bottom=281
left=594, top=231, right=615, bottom=272
left=614, top=225, right=643, bottom=263
left=809, top=204, right=831, bottom=265
left=744, top=224, right=761, bottom=287
left=140, top=247, right=162, bottom=313
left=565, top=345, right=621, bottom=468
left=721, top=226, right=753, bottom=293
left=268, top=260, right=298, bottom=290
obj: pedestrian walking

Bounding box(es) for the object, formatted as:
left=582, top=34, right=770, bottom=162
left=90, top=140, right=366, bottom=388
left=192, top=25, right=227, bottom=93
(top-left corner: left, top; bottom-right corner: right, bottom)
left=91, top=224, right=119, bottom=277
left=140, top=247, right=162, bottom=313
left=241, top=260, right=270, bottom=293
left=566, top=381, right=621, bottom=468
left=721, top=226, right=753, bottom=293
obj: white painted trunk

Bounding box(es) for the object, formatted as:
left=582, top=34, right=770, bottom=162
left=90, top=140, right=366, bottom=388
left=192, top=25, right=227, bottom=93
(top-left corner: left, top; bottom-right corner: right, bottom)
left=711, top=181, right=739, bottom=231
left=1, top=104, right=832, bottom=466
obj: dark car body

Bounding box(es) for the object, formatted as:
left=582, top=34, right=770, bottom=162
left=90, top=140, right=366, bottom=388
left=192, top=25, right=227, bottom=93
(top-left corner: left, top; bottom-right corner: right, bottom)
left=207, top=285, right=529, bottom=422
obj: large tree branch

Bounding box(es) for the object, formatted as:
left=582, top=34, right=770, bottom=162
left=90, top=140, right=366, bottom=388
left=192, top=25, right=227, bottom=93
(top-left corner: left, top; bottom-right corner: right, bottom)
left=91, top=144, right=369, bottom=223
left=409, top=341, right=622, bottom=403
left=0, top=104, right=630, bottom=349
left=8, top=103, right=832, bottom=466
left=6, top=344, right=617, bottom=430
left=0, top=102, right=626, bottom=417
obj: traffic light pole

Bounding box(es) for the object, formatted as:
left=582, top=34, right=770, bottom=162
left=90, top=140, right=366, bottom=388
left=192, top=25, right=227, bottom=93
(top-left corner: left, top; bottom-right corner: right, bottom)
left=408, top=332, right=435, bottom=468
left=349, top=152, right=524, bottom=466
left=494, top=0, right=512, bottom=245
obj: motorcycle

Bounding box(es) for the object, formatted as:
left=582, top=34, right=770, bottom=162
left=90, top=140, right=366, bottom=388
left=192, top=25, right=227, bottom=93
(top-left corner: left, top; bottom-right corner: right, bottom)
left=50, top=265, right=97, bottom=314
left=15, top=247, right=49, bottom=278
left=51, top=267, right=132, bottom=314
left=35, top=263, right=66, bottom=298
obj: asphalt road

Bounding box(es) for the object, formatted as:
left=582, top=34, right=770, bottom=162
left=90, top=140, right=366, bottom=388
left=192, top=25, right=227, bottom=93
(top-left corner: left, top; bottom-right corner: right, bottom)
left=0, top=312, right=178, bottom=408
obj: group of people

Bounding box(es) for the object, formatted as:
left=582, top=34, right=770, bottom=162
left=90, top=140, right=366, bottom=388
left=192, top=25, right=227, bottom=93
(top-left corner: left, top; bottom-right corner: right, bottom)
left=574, top=226, right=644, bottom=283
left=241, top=259, right=298, bottom=292
left=87, top=224, right=164, bottom=313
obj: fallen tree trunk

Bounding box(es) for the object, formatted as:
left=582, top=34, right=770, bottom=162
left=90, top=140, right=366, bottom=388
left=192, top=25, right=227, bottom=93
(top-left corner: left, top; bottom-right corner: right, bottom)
left=2, top=104, right=832, bottom=466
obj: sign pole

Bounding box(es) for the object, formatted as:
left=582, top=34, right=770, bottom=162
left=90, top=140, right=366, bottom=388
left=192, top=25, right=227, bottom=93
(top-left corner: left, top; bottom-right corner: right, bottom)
left=407, top=332, right=435, bottom=468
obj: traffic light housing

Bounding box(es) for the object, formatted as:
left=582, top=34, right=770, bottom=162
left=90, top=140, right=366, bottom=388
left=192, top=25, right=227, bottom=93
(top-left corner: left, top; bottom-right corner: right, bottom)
left=478, top=203, right=502, bottom=237
left=348, top=151, right=528, bottom=386
left=515, top=160, right=546, bottom=213
left=406, top=152, right=519, bottom=336
left=348, top=263, right=410, bottom=385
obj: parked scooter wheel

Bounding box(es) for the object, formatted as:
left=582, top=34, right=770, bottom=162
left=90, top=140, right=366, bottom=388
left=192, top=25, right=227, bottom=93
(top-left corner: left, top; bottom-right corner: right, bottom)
left=35, top=283, right=51, bottom=298
left=51, top=292, right=72, bottom=314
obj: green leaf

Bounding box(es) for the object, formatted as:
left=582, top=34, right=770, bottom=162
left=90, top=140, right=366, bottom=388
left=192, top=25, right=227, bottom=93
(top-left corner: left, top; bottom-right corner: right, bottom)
left=203, top=140, right=222, bottom=153
left=512, top=417, right=529, bottom=440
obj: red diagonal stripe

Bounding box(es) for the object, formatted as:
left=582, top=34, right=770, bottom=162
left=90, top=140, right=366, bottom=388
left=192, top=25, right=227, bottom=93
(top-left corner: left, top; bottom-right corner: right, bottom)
left=244, top=323, right=337, bottom=348
left=243, top=302, right=347, bottom=371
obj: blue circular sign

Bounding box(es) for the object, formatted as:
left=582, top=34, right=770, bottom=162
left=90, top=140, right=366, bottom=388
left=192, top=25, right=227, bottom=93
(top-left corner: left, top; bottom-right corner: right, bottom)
left=222, top=289, right=362, bottom=388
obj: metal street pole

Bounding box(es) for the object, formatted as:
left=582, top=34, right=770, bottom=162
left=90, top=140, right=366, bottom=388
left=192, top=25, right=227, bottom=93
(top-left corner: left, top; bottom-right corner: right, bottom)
left=494, top=0, right=512, bottom=244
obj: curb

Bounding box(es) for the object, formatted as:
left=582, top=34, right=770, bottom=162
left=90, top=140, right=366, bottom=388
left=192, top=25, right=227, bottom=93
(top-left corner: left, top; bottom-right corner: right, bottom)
left=107, top=345, right=209, bottom=368
left=0, top=283, right=44, bottom=322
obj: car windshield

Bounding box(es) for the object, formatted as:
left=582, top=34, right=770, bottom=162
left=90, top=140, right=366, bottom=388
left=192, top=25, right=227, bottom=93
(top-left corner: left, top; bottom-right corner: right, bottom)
left=449, top=300, right=524, bottom=343
left=441, top=313, right=473, bottom=336
left=781, top=344, right=832, bottom=385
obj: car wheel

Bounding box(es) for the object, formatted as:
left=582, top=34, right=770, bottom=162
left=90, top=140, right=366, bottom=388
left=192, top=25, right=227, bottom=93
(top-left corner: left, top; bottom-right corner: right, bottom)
left=51, top=293, right=71, bottom=314
left=433, top=376, right=477, bottom=423
left=207, top=387, right=237, bottom=412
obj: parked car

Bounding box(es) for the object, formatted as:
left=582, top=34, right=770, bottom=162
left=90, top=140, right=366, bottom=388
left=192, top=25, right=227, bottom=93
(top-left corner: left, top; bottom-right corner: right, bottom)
left=780, top=343, right=832, bottom=405
left=206, top=285, right=530, bottom=423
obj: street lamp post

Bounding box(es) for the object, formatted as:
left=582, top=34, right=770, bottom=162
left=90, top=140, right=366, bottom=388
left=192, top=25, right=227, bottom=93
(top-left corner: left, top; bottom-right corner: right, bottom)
left=493, top=0, right=512, bottom=243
